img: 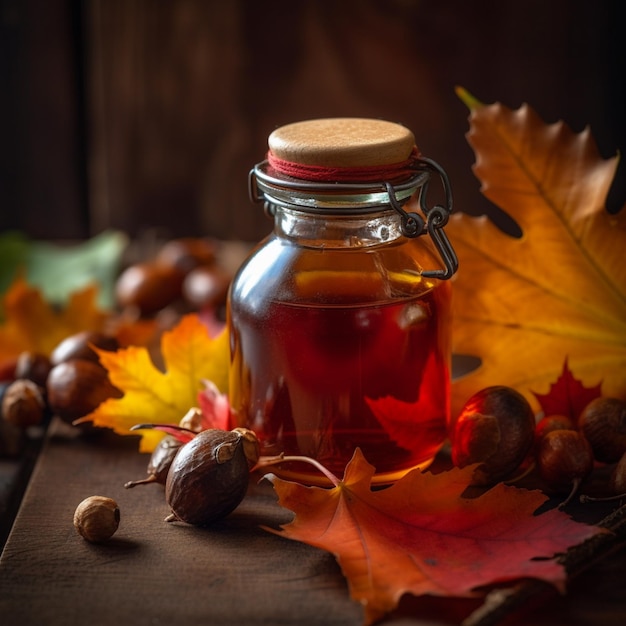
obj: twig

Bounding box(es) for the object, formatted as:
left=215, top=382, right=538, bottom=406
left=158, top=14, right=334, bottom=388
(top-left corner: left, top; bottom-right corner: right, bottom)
left=461, top=502, right=626, bottom=626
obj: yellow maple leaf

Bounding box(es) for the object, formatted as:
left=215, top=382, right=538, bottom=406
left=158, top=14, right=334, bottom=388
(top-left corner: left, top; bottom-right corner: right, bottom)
left=79, top=314, right=230, bottom=452
left=448, top=88, right=626, bottom=417
left=0, top=276, right=108, bottom=362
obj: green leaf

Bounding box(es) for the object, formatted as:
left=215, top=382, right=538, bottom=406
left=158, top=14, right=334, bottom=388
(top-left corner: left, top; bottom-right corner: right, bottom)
left=0, top=230, right=128, bottom=309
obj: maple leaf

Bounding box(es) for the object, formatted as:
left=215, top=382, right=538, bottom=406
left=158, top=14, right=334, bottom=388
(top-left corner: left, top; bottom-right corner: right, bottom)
left=266, top=449, right=604, bottom=625
left=197, top=379, right=232, bottom=430
left=0, top=276, right=108, bottom=363
left=532, top=358, right=603, bottom=424
left=78, top=314, right=230, bottom=452
left=365, top=395, right=447, bottom=460
left=448, top=88, right=626, bottom=417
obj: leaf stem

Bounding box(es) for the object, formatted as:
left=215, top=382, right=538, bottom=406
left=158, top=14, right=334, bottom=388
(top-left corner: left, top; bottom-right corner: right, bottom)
left=251, top=454, right=341, bottom=487
left=455, top=86, right=484, bottom=111
left=129, top=423, right=197, bottom=434
left=580, top=493, right=626, bottom=504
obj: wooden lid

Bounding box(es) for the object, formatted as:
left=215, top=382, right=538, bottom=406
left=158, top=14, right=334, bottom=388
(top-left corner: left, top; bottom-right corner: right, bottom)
left=268, top=118, right=415, bottom=167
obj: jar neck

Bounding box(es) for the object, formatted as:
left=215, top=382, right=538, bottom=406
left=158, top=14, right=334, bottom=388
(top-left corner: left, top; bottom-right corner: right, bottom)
left=273, top=206, right=404, bottom=248
left=249, top=158, right=459, bottom=279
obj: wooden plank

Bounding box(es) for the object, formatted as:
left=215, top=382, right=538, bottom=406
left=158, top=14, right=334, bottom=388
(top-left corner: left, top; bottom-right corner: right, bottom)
left=0, top=419, right=363, bottom=625
left=1, top=418, right=625, bottom=625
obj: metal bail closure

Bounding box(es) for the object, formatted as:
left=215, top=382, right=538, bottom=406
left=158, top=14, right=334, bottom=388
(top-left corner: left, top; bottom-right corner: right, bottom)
left=385, top=157, right=458, bottom=280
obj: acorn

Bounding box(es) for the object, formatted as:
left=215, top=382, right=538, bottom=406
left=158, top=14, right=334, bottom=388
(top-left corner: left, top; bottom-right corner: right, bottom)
left=165, top=428, right=259, bottom=526
left=579, top=397, right=626, bottom=463
left=450, top=386, right=536, bottom=486
left=538, top=429, right=594, bottom=508
left=124, top=435, right=183, bottom=488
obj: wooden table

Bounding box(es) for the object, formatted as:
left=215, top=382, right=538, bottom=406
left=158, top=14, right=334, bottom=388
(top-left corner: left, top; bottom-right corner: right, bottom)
left=1, top=418, right=625, bottom=626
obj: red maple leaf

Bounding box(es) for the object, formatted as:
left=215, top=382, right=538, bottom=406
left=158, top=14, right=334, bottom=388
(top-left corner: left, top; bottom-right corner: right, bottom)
left=532, top=358, right=603, bottom=424
left=265, top=449, right=604, bottom=625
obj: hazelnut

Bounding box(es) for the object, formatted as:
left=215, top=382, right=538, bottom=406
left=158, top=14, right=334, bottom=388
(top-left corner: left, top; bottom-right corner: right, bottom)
left=1, top=379, right=46, bottom=428
left=74, top=496, right=120, bottom=542
left=51, top=331, right=119, bottom=366
left=46, top=359, right=122, bottom=423
left=451, top=386, right=536, bottom=486
left=579, top=397, right=626, bottom=463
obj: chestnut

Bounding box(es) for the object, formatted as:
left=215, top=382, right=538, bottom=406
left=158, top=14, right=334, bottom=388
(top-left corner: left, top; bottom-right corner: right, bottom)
left=534, top=414, right=574, bottom=443
left=579, top=397, right=626, bottom=463
left=155, top=237, right=217, bottom=274
left=182, top=265, right=231, bottom=310
left=46, top=359, right=122, bottom=423
left=14, top=351, right=52, bottom=388
left=451, top=386, right=536, bottom=486
left=538, top=429, right=594, bottom=508
left=115, top=262, right=185, bottom=317
left=50, top=331, right=119, bottom=366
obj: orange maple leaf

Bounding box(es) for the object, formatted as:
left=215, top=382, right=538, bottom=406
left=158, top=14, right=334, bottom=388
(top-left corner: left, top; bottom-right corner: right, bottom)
left=266, top=449, right=604, bottom=625
left=0, top=276, right=108, bottom=362
left=448, top=88, right=626, bottom=417
left=78, top=314, right=230, bottom=452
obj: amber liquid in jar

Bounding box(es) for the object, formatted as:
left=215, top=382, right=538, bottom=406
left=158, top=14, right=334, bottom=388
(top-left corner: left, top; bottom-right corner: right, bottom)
left=228, top=232, right=452, bottom=485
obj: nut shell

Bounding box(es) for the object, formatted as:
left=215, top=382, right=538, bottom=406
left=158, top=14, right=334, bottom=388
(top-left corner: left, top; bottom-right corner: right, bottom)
left=451, top=386, right=536, bottom=486
left=74, top=495, right=120, bottom=542
left=165, top=429, right=250, bottom=526
left=125, top=435, right=183, bottom=488
left=579, top=397, right=626, bottom=463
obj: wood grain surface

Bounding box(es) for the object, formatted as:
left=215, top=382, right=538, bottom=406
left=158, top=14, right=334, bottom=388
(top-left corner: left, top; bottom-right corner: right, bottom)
left=1, top=418, right=625, bottom=626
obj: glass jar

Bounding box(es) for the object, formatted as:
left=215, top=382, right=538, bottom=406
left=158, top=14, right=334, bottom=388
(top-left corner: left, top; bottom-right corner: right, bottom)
left=227, top=118, right=458, bottom=485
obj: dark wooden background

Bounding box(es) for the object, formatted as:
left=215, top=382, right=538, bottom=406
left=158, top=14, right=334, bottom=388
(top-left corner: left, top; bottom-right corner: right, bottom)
left=2, top=0, right=625, bottom=243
